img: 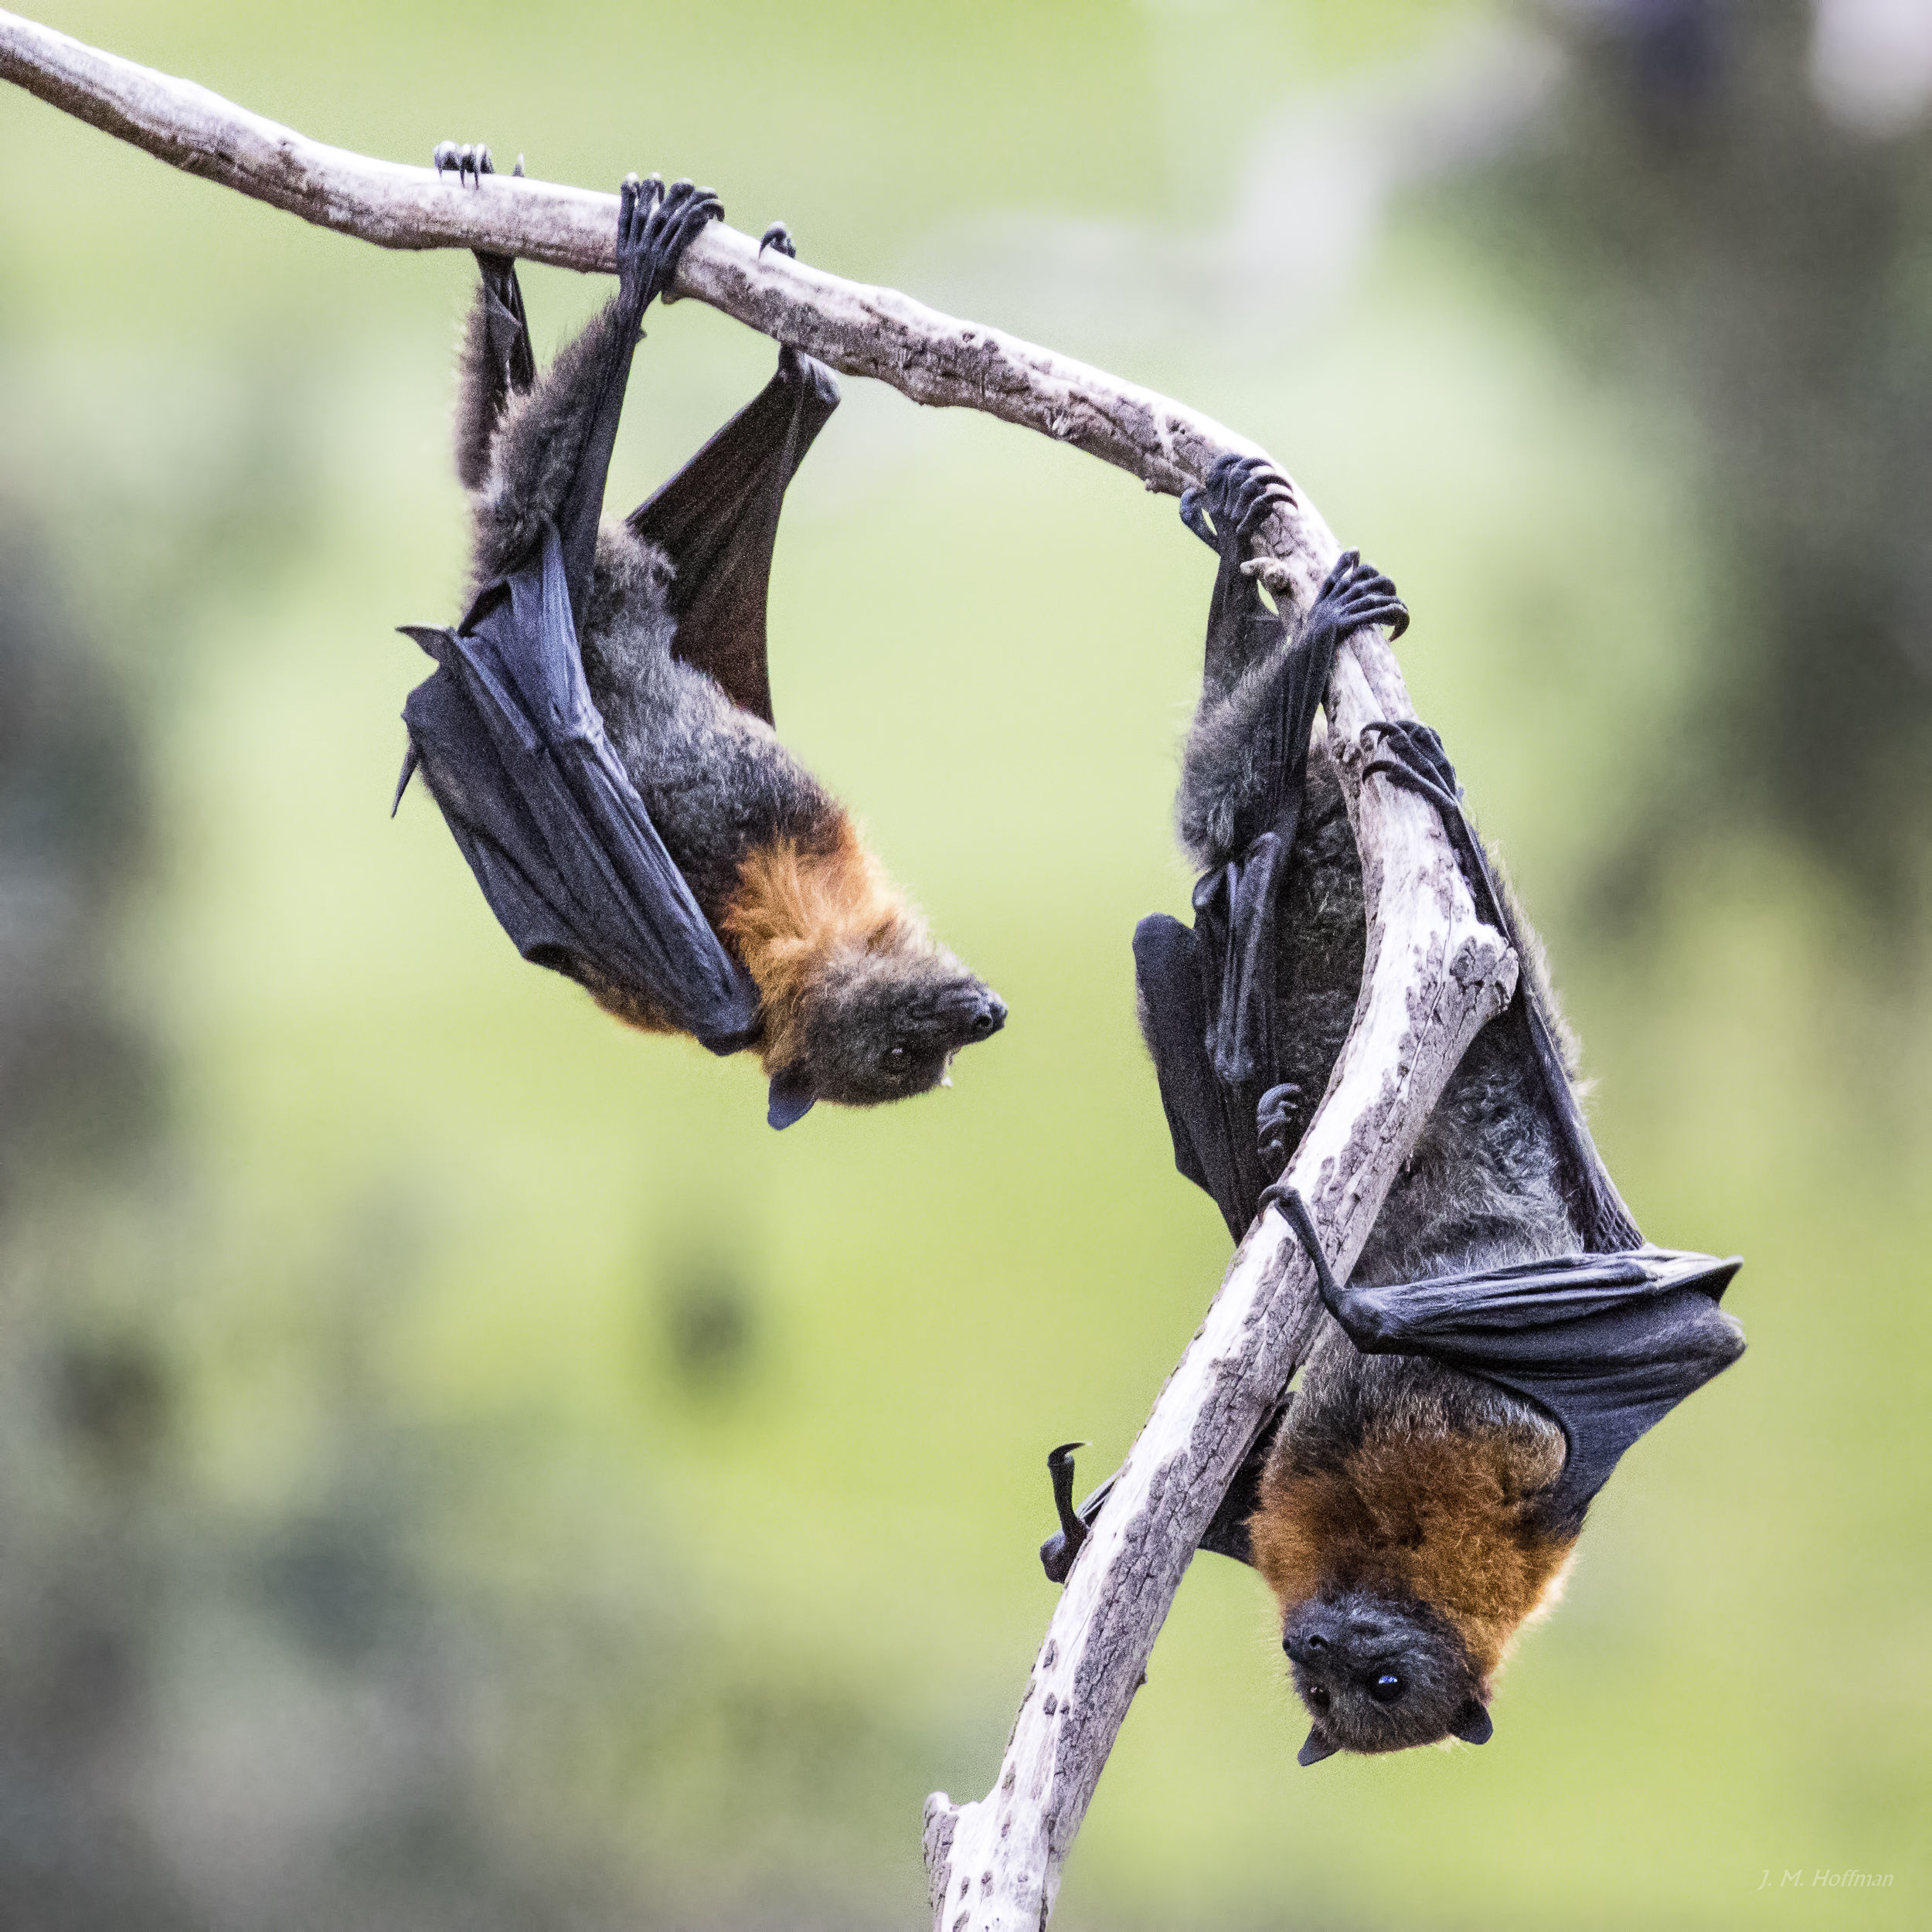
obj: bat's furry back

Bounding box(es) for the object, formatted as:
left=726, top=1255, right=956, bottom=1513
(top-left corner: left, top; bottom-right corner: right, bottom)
left=1173, top=703, right=1583, bottom=1757
left=453, top=282, right=1003, bottom=1111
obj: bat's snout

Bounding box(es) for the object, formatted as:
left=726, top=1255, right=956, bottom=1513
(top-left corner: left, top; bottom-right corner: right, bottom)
left=968, top=993, right=1008, bottom=1040
left=935, top=984, right=1006, bottom=1045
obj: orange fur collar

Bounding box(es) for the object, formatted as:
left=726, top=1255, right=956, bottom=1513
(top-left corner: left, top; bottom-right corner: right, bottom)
left=722, top=818, right=915, bottom=1073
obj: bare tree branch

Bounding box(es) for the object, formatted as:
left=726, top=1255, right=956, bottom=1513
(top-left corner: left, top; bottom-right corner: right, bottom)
left=0, top=11, right=1522, bottom=1926
left=0, top=6, right=1253, bottom=502
left=922, top=706, right=1516, bottom=1932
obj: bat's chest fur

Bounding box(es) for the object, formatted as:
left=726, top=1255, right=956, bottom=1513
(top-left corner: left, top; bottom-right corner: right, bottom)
left=1252, top=1334, right=1574, bottom=1679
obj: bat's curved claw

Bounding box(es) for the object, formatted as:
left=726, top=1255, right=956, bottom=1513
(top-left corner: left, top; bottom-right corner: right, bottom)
left=619, top=175, right=722, bottom=308
left=1257, top=1080, right=1304, bottom=1172
left=759, top=221, right=797, bottom=260
left=1359, top=719, right=1458, bottom=803
left=1333, top=595, right=1409, bottom=641
left=1228, top=470, right=1295, bottom=543
left=1179, top=487, right=1217, bottom=549
left=1042, top=1440, right=1097, bottom=1583
left=1193, top=453, right=1295, bottom=560
left=433, top=141, right=494, bottom=187
left=1305, top=553, right=1407, bottom=644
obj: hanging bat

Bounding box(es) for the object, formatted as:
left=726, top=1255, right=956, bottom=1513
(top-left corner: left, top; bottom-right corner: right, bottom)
left=394, top=148, right=1005, bottom=1130
left=1043, top=454, right=1743, bottom=1764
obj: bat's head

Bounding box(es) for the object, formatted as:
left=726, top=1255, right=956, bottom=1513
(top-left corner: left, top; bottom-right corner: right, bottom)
left=727, top=830, right=1006, bottom=1129
left=1281, top=1590, right=1492, bottom=1763
left=767, top=940, right=1005, bottom=1128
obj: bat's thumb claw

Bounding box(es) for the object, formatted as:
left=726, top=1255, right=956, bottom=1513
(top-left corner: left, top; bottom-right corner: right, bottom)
left=391, top=743, right=420, bottom=816
left=1179, top=488, right=1217, bottom=549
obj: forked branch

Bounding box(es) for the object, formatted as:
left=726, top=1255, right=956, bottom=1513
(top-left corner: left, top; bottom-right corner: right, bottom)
left=0, top=11, right=1520, bottom=1927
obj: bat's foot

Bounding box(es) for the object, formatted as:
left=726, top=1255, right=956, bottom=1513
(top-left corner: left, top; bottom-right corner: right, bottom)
left=757, top=227, right=841, bottom=403
left=1257, top=1081, right=1304, bottom=1174
left=1180, top=452, right=1296, bottom=555
left=615, top=174, right=724, bottom=313
left=1304, top=549, right=1410, bottom=642
left=1359, top=719, right=1460, bottom=809
left=1356, top=718, right=1516, bottom=971
left=434, top=140, right=498, bottom=185
left=1039, top=1440, right=1090, bottom=1585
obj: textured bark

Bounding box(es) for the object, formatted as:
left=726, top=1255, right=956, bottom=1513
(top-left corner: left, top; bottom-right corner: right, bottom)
left=0, top=12, right=1523, bottom=1925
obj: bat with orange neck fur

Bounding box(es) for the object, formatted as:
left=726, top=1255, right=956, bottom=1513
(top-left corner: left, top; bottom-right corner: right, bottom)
left=395, top=152, right=1004, bottom=1128
left=1042, top=457, right=1741, bottom=1764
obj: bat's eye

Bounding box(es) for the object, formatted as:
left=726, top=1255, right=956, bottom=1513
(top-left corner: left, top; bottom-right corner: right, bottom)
left=887, top=1046, right=906, bottom=1064
left=1368, top=1673, right=1404, bottom=1704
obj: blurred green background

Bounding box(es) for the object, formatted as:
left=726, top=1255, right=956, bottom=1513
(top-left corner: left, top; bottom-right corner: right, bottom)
left=2, top=2, right=1927, bottom=1927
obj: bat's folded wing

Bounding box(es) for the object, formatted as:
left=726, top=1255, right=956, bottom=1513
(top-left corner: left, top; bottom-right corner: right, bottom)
left=1327, top=1247, right=1746, bottom=1536
left=1133, top=913, right=1269, bottom=1241
left=399, top=522, right=761, bottom=1055
left=628, top=346, right=841, bottom=727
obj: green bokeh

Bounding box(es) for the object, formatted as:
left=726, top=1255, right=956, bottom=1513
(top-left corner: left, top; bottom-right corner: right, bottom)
left=2, top=2, right=1926, bottom=1927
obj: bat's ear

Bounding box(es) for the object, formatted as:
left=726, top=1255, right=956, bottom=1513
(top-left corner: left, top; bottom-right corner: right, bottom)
left=1297, top=1727, right=1339, bottom=1767
left=1447, top=1699, right=1493, bottom=1747
left=767, top=1066, right=817, bottom=1130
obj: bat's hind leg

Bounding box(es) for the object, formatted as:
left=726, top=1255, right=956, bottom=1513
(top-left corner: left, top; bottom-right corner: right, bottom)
left=465, top=172, right=721, bottom=604
left=1183, top=454, right=1298, bottom=700
left=439, top=140, right=537, bottom=492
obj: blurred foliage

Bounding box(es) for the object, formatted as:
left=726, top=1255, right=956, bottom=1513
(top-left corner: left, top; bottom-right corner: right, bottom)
left=0, top=530, right=152, bottom=1194
left=1469, top=0, right=1932, bottom=924
left=0, top=1, right=1927, bottom=1929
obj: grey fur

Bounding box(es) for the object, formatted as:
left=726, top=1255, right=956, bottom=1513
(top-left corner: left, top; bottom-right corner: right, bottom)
left=1176, top=649, right=1308, bottom=872
left=789, top=940, right=997, bottom=1107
